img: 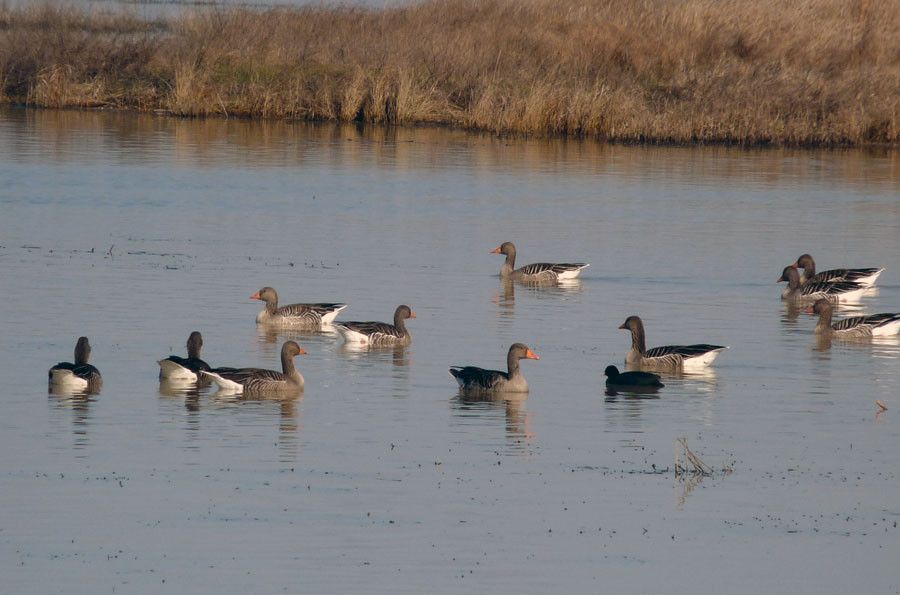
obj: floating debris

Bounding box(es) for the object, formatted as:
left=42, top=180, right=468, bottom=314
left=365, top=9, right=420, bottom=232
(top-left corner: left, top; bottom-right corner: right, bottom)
left=674, top=437, right=713, bottom=477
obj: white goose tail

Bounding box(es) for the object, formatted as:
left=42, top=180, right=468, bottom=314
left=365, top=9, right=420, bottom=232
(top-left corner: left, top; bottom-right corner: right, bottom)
left=200, top=371, right=244, bottom=395
left=682, top=347, right=729, bottom=372
left=556, top=264, right=590, bottom=281
left=321, top=304, right=349, bottom=325
left=158, top=359, right=197, bottom=381
left=49, top=369, right=88, bottom=389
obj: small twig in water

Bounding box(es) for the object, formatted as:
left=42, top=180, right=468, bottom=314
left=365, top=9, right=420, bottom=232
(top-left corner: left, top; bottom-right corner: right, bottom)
left=674, top=437, right=713, bottom=477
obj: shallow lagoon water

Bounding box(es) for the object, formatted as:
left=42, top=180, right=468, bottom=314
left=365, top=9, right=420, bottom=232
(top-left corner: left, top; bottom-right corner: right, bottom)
left=1, top=108, right=899, bottom=593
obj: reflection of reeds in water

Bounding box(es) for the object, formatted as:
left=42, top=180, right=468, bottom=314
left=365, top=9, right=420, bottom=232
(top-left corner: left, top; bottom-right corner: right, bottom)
left=3, top=1, right=897, bottom=146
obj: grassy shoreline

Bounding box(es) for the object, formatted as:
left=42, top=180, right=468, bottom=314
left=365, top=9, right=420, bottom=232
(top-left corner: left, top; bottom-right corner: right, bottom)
left=1, top=0, right=898, bottom=146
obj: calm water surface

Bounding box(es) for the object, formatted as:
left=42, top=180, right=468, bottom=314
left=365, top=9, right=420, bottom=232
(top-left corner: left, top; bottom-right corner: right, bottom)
left=1, top=108, right=899, bottom=594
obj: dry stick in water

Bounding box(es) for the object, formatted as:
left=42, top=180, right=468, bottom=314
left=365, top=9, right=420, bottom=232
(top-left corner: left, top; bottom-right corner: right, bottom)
left=675, top=438, right=713, bottom=477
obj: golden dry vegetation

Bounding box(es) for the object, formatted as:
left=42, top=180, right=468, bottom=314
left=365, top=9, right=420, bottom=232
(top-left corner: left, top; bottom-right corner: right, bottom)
left=1, top=0, right=898, bottom=145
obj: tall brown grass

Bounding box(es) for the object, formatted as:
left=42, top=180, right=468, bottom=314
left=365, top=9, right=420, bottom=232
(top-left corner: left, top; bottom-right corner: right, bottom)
left=1, top=0, right=898, bottom=145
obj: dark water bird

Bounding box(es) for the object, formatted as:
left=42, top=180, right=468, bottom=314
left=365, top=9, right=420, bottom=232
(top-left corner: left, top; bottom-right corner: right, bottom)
left=778, top=265, right=866, bottom=303
left=491, top=241, right=588, bottom=283
left=449, top=343, right=540, bottom=395
left=158, top=331, right=210, bottom=381
left=333, top=305, right=415, bottom=347
left=251, top=286, right=348, bottom=327
left=792, top=253, right=883, bottom=287
left=49, top=336, right=102, bottom=392
left=805, top=298, right=900, bottom=338
left=604, top=365, right=664, bottom=388
left=201, top=341, right=306, bottom=396
left=618, top=316, right=727, bottom=371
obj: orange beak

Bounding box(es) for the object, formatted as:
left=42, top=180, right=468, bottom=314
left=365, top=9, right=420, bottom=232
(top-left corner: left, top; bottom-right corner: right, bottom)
left=297, top=347, right=308, bottom=356
left=490, top=246, right=501, bottom=254
left=409, top=311, right=417, bottom=318
left=250, top=291, right=261, bottom=300
left=803, top=306, right=814, bottom=314
left=526, top=349, right=540, bottom=360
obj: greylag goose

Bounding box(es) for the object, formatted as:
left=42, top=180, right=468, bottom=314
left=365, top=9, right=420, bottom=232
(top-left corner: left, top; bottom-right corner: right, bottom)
left=449, top=343, right=540, bottom=395
left=805, top=298, right=900, bottom=338
left=778, top=265, right=866, bottom=303
left=618, top=316, right=727, bottom=371
left=201, top=341, right=306, bottom=395
left=158, top=331, right=210, bottom=381
left=604, top=365, right=664, bottom=388
left=49, top=336, right=102, bottom=391
left=491, top=241, right=588, bottom=282
left=793, top=254, right=883, bottom=287
left=251, top=286, right=347, bottom=326
left=333, top=305, right=415, bottom=346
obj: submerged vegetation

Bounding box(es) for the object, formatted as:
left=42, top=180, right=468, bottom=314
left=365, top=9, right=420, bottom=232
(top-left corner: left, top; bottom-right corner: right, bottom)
left=0, top=0, right=898, bottom=145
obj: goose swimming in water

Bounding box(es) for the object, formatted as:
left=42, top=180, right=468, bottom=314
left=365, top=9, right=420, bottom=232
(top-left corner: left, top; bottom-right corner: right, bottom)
left=449, top=343, right=540, bottom=395
left=792, top=254, right=883, bottom=288
left=778, top=265, right=866, bottom=303
left=158, top=331, right=210, bottom=381
left=251, top=286, right=347, bottom=327
left=618, top=316, right=727, bottom=371
left=201, top=341, right=306, bottom=395
left=491, top=241, right=588, bottom=283
left=49, top=336, right=102, bottom=391
left=805, top=298, right=900, bottom=339
left=333, top=305, right=416, bottom=346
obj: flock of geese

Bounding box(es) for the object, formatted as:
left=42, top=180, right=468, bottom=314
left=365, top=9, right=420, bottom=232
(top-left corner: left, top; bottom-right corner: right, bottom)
left=48, top=246, right=896, bottom=397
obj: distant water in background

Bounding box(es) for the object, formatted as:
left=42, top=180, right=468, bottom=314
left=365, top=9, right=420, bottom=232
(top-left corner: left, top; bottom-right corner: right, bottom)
left=12, top=0, right=413, bottom=19
left=1, top=107, right=899, bottom=594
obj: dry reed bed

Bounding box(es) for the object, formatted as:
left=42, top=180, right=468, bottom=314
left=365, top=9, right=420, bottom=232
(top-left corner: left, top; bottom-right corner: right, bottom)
left=1, top=0, right=898, bottom=145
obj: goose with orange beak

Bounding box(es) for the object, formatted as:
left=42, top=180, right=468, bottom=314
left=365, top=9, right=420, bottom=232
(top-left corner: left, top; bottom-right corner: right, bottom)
left=333, top=305, right=416, bottom=347
left=201, top=341, right=307, bottom=395
left=449, top=343, right=540, bottom=395
left=491, top=241, right=588, bottom=283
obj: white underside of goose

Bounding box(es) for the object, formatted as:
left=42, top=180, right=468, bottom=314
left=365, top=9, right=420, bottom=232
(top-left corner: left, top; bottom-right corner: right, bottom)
left=871, top=319, right=900, bottom=336
left=787, top=286, right=868, bottom=304
left=555, top=265, right=590, bottom=280
left=321, top=305, right=349, bottom=325
left=158, top=359, right=198, bottom=381
left=830, top=287, right=868, bottom=303
left=336, top=328, right=373, bottom=344
left=681, top=348, right=728, bottom=371
left=854, top=270, right=884, bottom=288
left=200, top=371, right=244, bottom=394
left=49, top=369, right=89, bottom=389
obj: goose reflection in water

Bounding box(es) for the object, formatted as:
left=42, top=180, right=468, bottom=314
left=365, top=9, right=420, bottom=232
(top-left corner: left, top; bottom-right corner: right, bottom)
left=451, top=393, right=534, bottom=451
left=159, top=377, right=206, bottom=398
left=338, top=342, right=410, bottom=368
left=210, top=396, right=302, bottom=461
left=49, top=390, right=96, bottom=450
left=258, top=324, right=337, bottom=348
